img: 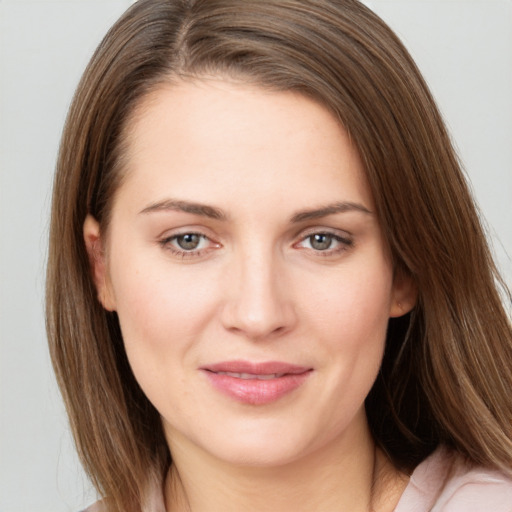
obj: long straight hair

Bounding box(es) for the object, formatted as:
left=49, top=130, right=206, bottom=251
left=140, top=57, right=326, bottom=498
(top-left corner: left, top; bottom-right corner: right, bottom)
left=46, top=1, right=512, bottom=510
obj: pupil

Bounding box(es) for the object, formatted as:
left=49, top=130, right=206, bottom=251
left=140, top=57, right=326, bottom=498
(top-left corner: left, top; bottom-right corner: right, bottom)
left=177, top=234, right=200, bottom=250
left=311, top=234, right=332, bottom=250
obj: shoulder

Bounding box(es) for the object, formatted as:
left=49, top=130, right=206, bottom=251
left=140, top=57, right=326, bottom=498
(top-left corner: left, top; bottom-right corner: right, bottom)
left=80, top=500, right=108, bottom=512
left=395, top=446, right=512, bottom=512
left=432, top=452, right=512, bottom=512
left=79, top=477, right=166, bottom=512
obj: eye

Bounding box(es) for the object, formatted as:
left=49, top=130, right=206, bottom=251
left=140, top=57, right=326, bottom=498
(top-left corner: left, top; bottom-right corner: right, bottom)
left=173, top=233, right=206, bottom=251
left=296, top=230, right=353, bottom=255
left=159, top=231, right=216, bottom=258
left=306, top=233, right=336, bottom=251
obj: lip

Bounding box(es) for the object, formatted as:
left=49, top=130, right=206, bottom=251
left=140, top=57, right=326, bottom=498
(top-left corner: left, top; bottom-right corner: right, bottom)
left=200, top=360, right=313, bottom=405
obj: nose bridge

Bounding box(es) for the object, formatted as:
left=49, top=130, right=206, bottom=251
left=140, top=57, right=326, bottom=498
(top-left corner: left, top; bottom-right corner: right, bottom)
left=222, top=239, right=295, bottom=339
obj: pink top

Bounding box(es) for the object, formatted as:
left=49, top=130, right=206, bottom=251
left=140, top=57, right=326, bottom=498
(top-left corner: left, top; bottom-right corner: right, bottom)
left=395, top=446, right=512, bottom=511
left=84, top=446, right=512, bottom=511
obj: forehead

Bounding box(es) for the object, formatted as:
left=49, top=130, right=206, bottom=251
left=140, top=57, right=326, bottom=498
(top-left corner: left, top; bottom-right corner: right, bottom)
left=115, top=78, right=374, bottom=215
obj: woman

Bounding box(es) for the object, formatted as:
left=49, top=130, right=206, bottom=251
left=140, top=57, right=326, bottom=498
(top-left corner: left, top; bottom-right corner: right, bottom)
left=46, top=1, right=512, bottom=511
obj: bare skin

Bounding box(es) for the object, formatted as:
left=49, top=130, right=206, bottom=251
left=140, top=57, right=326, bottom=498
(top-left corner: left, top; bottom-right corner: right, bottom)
left=164, top=440, right=409, bottom=512
left=85, top=77, right=415, bottom=512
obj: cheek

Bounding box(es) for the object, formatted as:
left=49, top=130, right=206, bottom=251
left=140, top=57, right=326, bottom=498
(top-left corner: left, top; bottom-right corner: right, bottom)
left=303, top=260, right=393, bottom=398
left=111, top=273, right=216, bottom=422
left=111, top=254, right=216, bottom=338
left=308, top=262, right=393, bottom=344
left=107, top=254, right=219, bottom=394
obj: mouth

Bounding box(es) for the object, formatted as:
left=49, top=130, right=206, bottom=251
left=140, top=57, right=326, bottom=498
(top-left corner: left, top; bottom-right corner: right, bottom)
left=214, top=371, right=287, bottom=380
left=200, top=360, right=313, bottom=405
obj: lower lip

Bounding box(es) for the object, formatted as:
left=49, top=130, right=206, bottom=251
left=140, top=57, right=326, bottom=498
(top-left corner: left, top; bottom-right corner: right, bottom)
left=202, top=371, right=312, bottom=405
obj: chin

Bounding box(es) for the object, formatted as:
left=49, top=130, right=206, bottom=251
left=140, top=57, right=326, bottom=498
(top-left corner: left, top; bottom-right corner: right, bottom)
left=210, top=439, right=310, bottom=468
left=189, top=417, right=330, bottom=469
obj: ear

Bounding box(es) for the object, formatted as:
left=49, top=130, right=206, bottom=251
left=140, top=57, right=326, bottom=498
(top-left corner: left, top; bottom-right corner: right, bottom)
left=389, top=268, right=417, bottom=318
left=83, top=214, right=116, bottom=311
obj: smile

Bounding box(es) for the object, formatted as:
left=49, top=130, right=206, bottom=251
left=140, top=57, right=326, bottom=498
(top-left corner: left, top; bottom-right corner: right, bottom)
left=201, top=361, right=312, bottom=405
left=215, top=372, right=286, bottom=380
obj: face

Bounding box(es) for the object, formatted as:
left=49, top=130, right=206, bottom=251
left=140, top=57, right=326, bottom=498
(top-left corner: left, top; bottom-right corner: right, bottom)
left=85, top=79, right=415, bottom=468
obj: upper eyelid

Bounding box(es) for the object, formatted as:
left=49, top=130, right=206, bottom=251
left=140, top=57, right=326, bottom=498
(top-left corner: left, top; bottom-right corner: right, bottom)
left=295, top=225, right=353, bottom=240
left=161, top=230, right=208, bottom=239
left=157, top=225, right=216, bottom=240
left=161, top=232, right=215, bottom=248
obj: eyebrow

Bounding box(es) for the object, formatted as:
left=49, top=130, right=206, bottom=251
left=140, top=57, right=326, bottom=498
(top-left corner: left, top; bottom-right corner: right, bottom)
left=139, top=198, right=372, bottom=222
left=290, top=202, right=373, bottom=223
left=139, top=199, right=227, bottom=220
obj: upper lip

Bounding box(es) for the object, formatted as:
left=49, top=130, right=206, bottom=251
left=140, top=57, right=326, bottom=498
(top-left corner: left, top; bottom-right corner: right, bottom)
left=201, top=360, right=312, bottom=376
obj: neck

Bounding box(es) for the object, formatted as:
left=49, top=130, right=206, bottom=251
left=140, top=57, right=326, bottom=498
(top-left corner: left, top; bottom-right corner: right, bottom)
left=164, top=421, right=407, bottom=512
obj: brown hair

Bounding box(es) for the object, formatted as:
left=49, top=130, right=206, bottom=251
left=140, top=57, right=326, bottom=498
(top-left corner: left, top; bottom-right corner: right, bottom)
left=46, top=1, right=512, bottom=510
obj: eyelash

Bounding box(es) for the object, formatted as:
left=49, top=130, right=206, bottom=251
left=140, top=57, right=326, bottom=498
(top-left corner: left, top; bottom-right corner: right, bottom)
left=159, top=232, right=216, bottom=259
left=294, top=230, right=353, bottom=256
left=158, top=229, right=353, bottom=259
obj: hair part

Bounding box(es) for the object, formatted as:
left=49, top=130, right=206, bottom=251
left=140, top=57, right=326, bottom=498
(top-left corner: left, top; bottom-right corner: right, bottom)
left=47, top=1, right=512, bottom=510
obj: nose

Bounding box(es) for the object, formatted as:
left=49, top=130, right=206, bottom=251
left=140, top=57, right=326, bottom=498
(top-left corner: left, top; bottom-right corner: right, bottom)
left=220, top=250, right=297, bottom=340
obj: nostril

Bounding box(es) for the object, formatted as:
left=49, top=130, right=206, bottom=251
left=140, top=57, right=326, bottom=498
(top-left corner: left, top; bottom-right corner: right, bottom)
left=221, top=303, right=296, bottom=340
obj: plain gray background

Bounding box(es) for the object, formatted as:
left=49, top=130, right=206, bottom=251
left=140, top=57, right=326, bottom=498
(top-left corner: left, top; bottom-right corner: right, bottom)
left=1, top=1, right=511, bottom=511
